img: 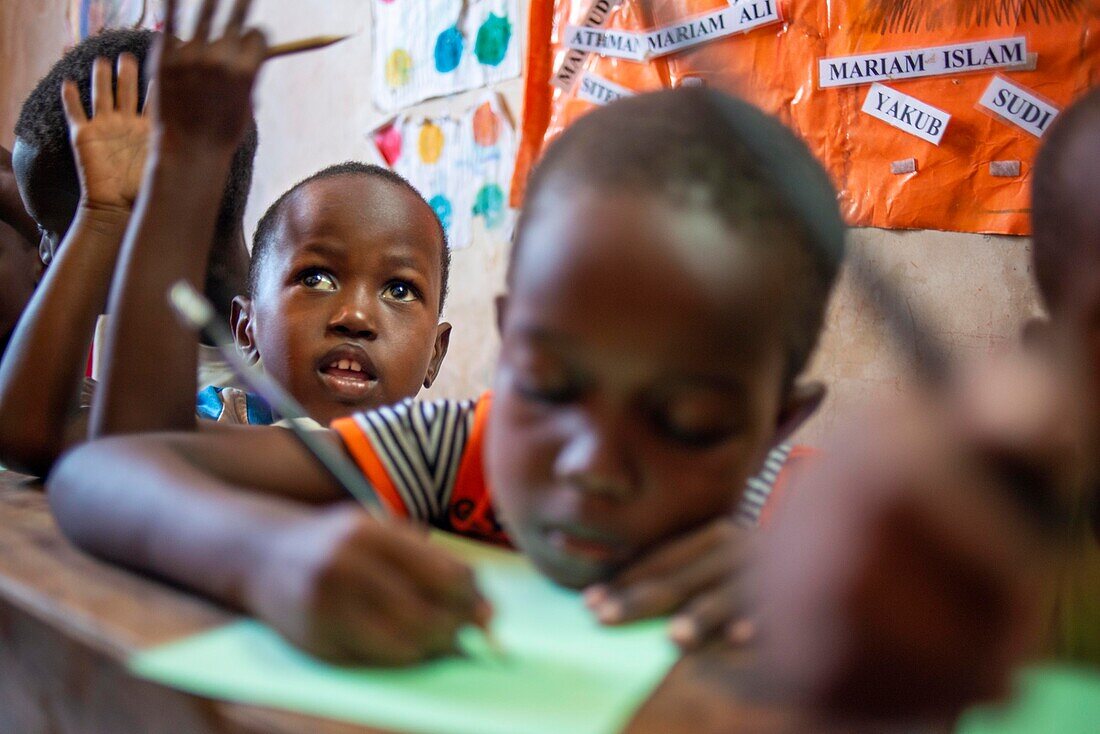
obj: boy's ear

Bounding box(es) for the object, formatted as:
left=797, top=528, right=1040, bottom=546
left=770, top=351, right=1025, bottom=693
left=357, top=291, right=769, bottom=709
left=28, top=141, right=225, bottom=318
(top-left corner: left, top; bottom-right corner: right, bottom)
left=424, top=322, right=452, bottom=388
left=774, top=380, right=826, bottom=446
left=231, top=295, right=260, bottom=365
left=1021, top=315, right=1053, bottom=352
left=494, top=294, right=508, bottom=336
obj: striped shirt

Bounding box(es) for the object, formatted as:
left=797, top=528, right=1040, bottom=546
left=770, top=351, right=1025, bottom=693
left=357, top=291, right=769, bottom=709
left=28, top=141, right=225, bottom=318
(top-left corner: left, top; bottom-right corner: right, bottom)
left=331, top=393, right=806, bottom=545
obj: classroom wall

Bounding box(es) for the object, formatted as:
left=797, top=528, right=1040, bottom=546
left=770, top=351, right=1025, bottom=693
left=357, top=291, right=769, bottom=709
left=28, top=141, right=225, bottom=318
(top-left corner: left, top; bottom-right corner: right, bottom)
left=1, top=0, right=1045, bottom=444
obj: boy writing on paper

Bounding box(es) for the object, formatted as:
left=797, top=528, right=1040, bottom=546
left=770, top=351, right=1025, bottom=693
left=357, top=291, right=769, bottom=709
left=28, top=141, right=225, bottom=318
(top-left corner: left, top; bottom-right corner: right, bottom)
left=51, top=0, right=833, bottom=662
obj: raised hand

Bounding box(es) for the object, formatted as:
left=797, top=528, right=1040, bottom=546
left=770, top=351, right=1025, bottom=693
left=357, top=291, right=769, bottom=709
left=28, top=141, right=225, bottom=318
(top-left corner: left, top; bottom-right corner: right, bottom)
left=61, top=54, right=151, bottom=213
left=153, top=0, right=267, bottom=152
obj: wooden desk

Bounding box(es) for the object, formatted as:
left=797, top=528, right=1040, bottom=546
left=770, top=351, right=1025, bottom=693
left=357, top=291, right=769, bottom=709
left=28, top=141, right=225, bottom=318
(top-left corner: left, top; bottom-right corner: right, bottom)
left=0, top=470, right=862, bottom=734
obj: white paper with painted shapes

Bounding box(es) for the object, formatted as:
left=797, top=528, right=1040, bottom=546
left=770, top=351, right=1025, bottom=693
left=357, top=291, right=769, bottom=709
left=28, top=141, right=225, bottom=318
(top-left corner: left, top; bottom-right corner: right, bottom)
left=372, top=0, right=522, bottom=113
left=379, top=95, right=517, bottom=250
left=819, top=36, right=1027, bottom=89
left=978, top=75, right=1061, bottom=138
left=862, top=83, right=950, bottom=145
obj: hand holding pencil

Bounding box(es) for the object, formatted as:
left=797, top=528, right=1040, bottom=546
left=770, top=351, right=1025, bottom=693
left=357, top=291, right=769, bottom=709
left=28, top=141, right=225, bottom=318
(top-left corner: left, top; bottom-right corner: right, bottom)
left=246, top=502, right=492, bottom=665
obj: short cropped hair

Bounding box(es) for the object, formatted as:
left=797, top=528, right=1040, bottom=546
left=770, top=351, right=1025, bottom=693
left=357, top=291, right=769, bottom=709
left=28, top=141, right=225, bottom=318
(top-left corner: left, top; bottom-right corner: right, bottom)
left=516, top=88, right=846, bottom=387
left=14, top=28, right=257, bottom=243
left=1031, top=86, right=1100, bottom=315
left=250, top=162, right=450, bottom=313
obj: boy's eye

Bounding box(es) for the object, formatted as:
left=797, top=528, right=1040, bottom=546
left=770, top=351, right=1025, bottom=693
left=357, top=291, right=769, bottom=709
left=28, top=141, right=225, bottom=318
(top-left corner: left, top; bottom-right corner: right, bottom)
left=512, top=351, right=582, bottom=405
left=652, top=398, right=741, bottom=449
left=382, top=282, right=419, bottom=302
left=299, top=269, right=337, bottom=291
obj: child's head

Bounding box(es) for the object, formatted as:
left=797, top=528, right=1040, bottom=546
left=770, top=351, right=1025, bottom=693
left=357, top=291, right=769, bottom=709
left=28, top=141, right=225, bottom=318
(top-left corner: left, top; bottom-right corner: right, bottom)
left=236, top=162, right=451, bottom=424
left=486, top=88, right=845, bottom=588
left=1032, top=87, right=1100, bottom=334
left=0, top=219, right=38, bottom=352
left=12, top=28, right=257, bottom=269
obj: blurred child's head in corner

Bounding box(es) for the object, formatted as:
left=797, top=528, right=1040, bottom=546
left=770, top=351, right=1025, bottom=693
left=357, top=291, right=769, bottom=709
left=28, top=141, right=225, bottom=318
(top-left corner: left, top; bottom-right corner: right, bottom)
left=12, top=28, right=256, bottom=275
left=1032, top=86, right=1100, bottom=348
left=486, top=87, right=846, bottom=588
left=237, top=163, right=452, bottom=424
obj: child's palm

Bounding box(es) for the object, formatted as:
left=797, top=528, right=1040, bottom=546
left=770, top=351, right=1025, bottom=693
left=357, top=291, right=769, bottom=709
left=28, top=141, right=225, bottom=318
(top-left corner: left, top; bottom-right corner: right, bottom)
left=71, top=113, right=150, bottom=209
left=62, top=54, right=150, bottom=211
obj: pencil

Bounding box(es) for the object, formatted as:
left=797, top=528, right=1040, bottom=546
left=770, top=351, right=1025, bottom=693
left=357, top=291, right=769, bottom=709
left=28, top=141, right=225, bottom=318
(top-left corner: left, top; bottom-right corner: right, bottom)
left=168, top=280, right=508, bottom=660
left=167, top=280, right=388, bottom=517
left=265, top=34, right=353, bottom=60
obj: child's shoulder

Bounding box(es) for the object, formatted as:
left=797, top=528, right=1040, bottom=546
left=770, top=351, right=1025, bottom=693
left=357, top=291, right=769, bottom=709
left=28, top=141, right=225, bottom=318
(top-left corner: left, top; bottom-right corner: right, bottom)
left=756, top=443, right=822, bottom=527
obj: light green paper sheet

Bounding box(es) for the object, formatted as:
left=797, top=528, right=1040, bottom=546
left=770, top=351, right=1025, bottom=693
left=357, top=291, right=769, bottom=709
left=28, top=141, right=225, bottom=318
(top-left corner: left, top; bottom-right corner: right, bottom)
left=129, top=533, right=680, bottom=734
left=957, top=665, right=1100, bottom=734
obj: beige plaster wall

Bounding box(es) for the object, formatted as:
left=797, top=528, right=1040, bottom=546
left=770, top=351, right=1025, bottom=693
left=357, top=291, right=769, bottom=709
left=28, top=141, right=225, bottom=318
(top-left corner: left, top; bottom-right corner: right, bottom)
left=1, top=0, right=1044, bottom=445
left=1, top=0, right=72, bottom=148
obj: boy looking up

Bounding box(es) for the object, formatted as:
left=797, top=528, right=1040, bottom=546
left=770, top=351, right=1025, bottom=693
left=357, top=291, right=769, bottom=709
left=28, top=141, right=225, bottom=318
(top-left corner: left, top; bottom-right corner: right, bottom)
left=193, top=162, right=452, bottom=427
left=50, top=76, right=839, bottom=664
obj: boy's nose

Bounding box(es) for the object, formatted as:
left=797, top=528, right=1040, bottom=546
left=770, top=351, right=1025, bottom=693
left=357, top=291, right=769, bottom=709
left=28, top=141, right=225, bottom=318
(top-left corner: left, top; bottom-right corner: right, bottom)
left=553, top=408, right=639, bottom=501
left=327, top=288, right=378, bottom=340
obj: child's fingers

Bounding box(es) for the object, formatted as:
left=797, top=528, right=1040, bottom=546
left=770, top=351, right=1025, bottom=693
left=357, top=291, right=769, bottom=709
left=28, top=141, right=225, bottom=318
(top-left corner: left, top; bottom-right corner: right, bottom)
left=350, top=558, right=466, bottom=656
left=142, top=80, right=157, bottom=117
left=90, top=57, right=113, bottom=117
left=60, top=79, right=87, bottom=127
left=335, top=611, right=425, bottom=666
left=115, top=53, right=140, bottom=113
left=239, top=28, right=268, bottom=66
left=375, top=525, right=483, bottom=612
left=192, top=0, right=220, bottom=43
left=163, top=0, right=178, bottom=38
left=588, top=550, right=732, bottom=624
left=224, top=0, right=254, bottom=36
left=666, top=580, right=749, bottom=650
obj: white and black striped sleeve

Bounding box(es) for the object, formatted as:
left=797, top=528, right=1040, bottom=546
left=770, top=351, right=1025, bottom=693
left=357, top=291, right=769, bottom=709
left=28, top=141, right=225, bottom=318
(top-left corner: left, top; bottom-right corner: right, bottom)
left=348, top=397, right=479, bottom=523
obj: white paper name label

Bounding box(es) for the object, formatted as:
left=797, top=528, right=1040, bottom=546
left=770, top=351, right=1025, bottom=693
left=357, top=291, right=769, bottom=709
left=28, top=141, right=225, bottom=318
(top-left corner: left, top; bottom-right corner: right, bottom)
left=553, top=0, right=620, bottom=91
left=862, top=83, right=950, bottom=145
left=819, top=36, right=1027, bottom=88
left=564, top=25, right=646, bottom=60
left=577, top=72, right=636, bottom=105
left=563, top=0, right=781, bottom=62
left=978, top=76, right=1060, bottom=137
left=646, top=0, right=781, bottom=58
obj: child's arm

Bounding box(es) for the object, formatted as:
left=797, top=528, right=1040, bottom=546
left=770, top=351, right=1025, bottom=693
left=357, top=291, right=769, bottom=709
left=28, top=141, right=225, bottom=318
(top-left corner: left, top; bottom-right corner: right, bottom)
left=91, top=0, right=265, bottom=439
left=48, top=426, right=488, bottom=663
left=749, top=355, right=1075, bottom=721
left=0, top=55, right=149, bottom=475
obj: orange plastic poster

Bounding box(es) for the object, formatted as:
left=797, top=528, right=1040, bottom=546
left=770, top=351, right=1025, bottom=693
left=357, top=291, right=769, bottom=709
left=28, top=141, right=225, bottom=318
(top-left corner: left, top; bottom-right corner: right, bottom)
left=514, top=0, right=1100, bottom=235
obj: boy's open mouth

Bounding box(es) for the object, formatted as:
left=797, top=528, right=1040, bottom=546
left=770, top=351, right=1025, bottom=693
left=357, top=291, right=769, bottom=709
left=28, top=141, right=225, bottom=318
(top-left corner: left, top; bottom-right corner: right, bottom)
left=317, top=346, right=379, bottom=401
